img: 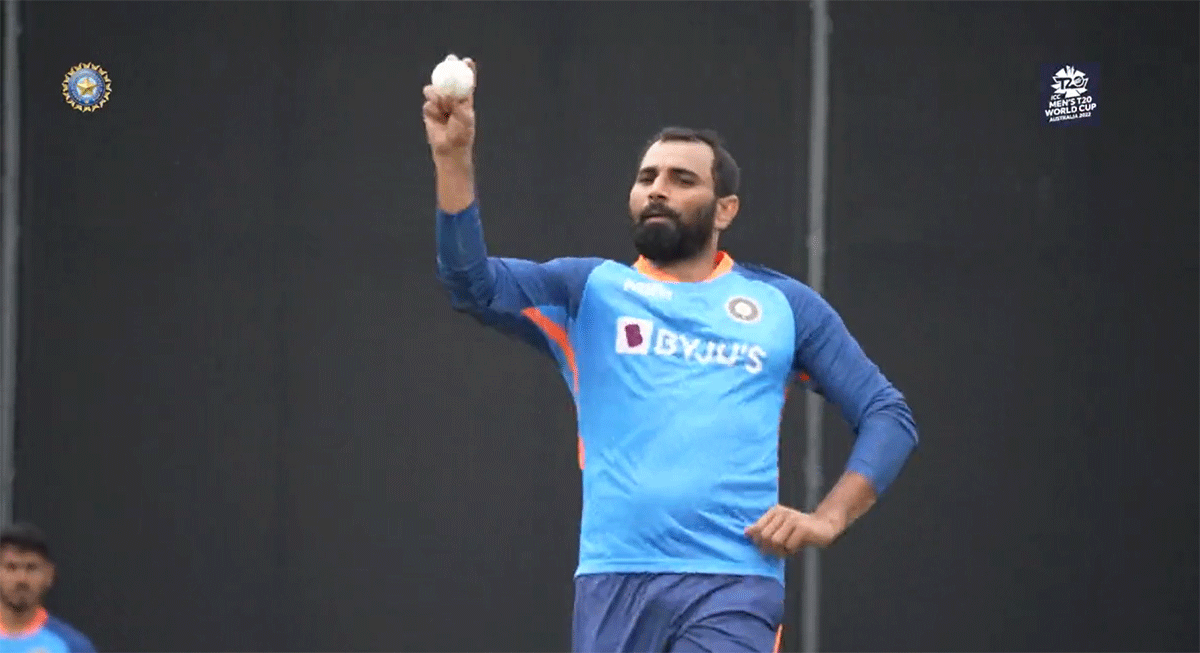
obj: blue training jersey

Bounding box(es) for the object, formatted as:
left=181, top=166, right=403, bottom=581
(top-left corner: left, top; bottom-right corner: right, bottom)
left=0, top=609, right=95, bottom=653
left=436, top=201, right=918, bottom=583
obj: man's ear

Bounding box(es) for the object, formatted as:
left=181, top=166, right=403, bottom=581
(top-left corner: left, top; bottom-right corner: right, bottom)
left=715, top=195, right=740, bottom=232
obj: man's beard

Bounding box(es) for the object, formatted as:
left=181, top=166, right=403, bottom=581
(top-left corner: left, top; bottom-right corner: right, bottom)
left=630, top=199, right=717, bottom=264
left=0, top=588, right=34, bottom=613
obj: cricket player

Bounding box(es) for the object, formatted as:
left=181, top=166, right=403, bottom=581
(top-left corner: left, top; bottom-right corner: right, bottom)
left=0, top=523, right=95, bottom=653
left=426, top=59, right=918, bottom=653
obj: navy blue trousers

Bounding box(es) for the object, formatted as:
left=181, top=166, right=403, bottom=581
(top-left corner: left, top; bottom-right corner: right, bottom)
left=572, top=573, right=785, bottom=653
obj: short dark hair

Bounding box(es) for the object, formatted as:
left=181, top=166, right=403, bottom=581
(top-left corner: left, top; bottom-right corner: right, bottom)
left=0, top=522, right=51, bottom=562
left=641, top=126, right=741, bottom=198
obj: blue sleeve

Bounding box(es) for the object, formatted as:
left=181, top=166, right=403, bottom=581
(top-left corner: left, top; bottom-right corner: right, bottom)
left=435, top=200, right=601, bottom=318
left=46, top=619, right=97, bottom=653
left=461, top=309, right=554, bottom=357
left=71, top=634, right=97, bottom=653
left=781, top=280, right=919, bottom=496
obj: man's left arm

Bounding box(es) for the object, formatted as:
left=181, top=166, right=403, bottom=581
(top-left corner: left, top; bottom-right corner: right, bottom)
left=747, top=282, right=918, bottom=555
left=798, top=282, right=918, bottom=527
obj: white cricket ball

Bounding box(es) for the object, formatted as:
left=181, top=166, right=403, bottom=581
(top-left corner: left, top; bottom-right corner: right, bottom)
left=430, top=54, right=475, bottom=99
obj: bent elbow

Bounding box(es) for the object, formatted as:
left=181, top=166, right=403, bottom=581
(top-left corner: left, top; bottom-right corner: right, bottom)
left=438, top=275, right=485, bottom=313
left=436, top=259, right=495, bottom=312
left=841, top=383, right=919, bottom=496
left=887, top=398, right=919, bottom=448
left=861, top=387, right=919, bottom=448
left=445, top=292, right=479, bottom=314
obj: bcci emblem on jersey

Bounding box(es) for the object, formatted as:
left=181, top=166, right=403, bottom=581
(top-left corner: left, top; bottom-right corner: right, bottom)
left=725, top=296, right=762, bottom=324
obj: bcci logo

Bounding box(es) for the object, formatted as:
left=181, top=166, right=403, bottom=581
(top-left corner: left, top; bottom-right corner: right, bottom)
left=1042, top=63, right=1098, bottom=126
left=62, top=63, right=112, bottom=112
left=725, top=296, right=762, bottom=324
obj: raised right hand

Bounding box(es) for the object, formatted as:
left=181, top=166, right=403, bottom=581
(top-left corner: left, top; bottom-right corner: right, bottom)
left=423, top=58, right=476, bottom=159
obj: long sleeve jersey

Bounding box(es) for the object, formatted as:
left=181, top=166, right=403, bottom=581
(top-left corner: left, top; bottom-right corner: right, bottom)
left=436, top=201, right=918, bottom=583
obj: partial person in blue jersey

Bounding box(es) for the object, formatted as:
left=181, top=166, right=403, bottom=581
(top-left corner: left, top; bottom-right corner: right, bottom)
left=425, top=59, right=918, bottom=653
left=0, top=523, right=95, bottom=653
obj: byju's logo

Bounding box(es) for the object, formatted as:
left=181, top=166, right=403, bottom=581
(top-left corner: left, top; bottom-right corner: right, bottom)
left=1042, top=63, right=1099, bottom=126
left=615, top=316, right=653, bottom=355
left=614, top=316, right=767, bottom=374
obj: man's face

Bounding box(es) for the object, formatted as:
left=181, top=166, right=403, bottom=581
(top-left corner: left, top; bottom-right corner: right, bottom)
left=0, top=547, right=53, bottom=613
left=629, top=140, right=720, bottom=264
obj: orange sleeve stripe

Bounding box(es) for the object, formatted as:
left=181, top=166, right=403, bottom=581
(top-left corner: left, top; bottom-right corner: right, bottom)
left=520, top=307, right=584, bottom=470
left=520, top=307, right=579, bottom=394
left=773, top=625, right=783, bottom=653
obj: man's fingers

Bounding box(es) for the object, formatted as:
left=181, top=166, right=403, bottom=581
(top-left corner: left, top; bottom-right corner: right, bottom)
left=461, top=59, right=477, bottom=107
left=760, top=507, right=793, bottom=541
left=763, top=537, right=791, bottom=557
left=449, top=98, right=473, bottom=121
left=747, top=507, right=788, bottom=553
left=746, top=507, right=825, bottom=556
left=757, top=542, right=782, bottom=557
left=770, top=520, right=799, bottom=553
left=744, top=506, right=778, bottom=538
left=783, top=522, right=811, bottom=553
left=424, top=103, right=454, bottom=131
left=423, top=85, right=456, bottom=115
left=763, top=514, right=806, bottom=556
